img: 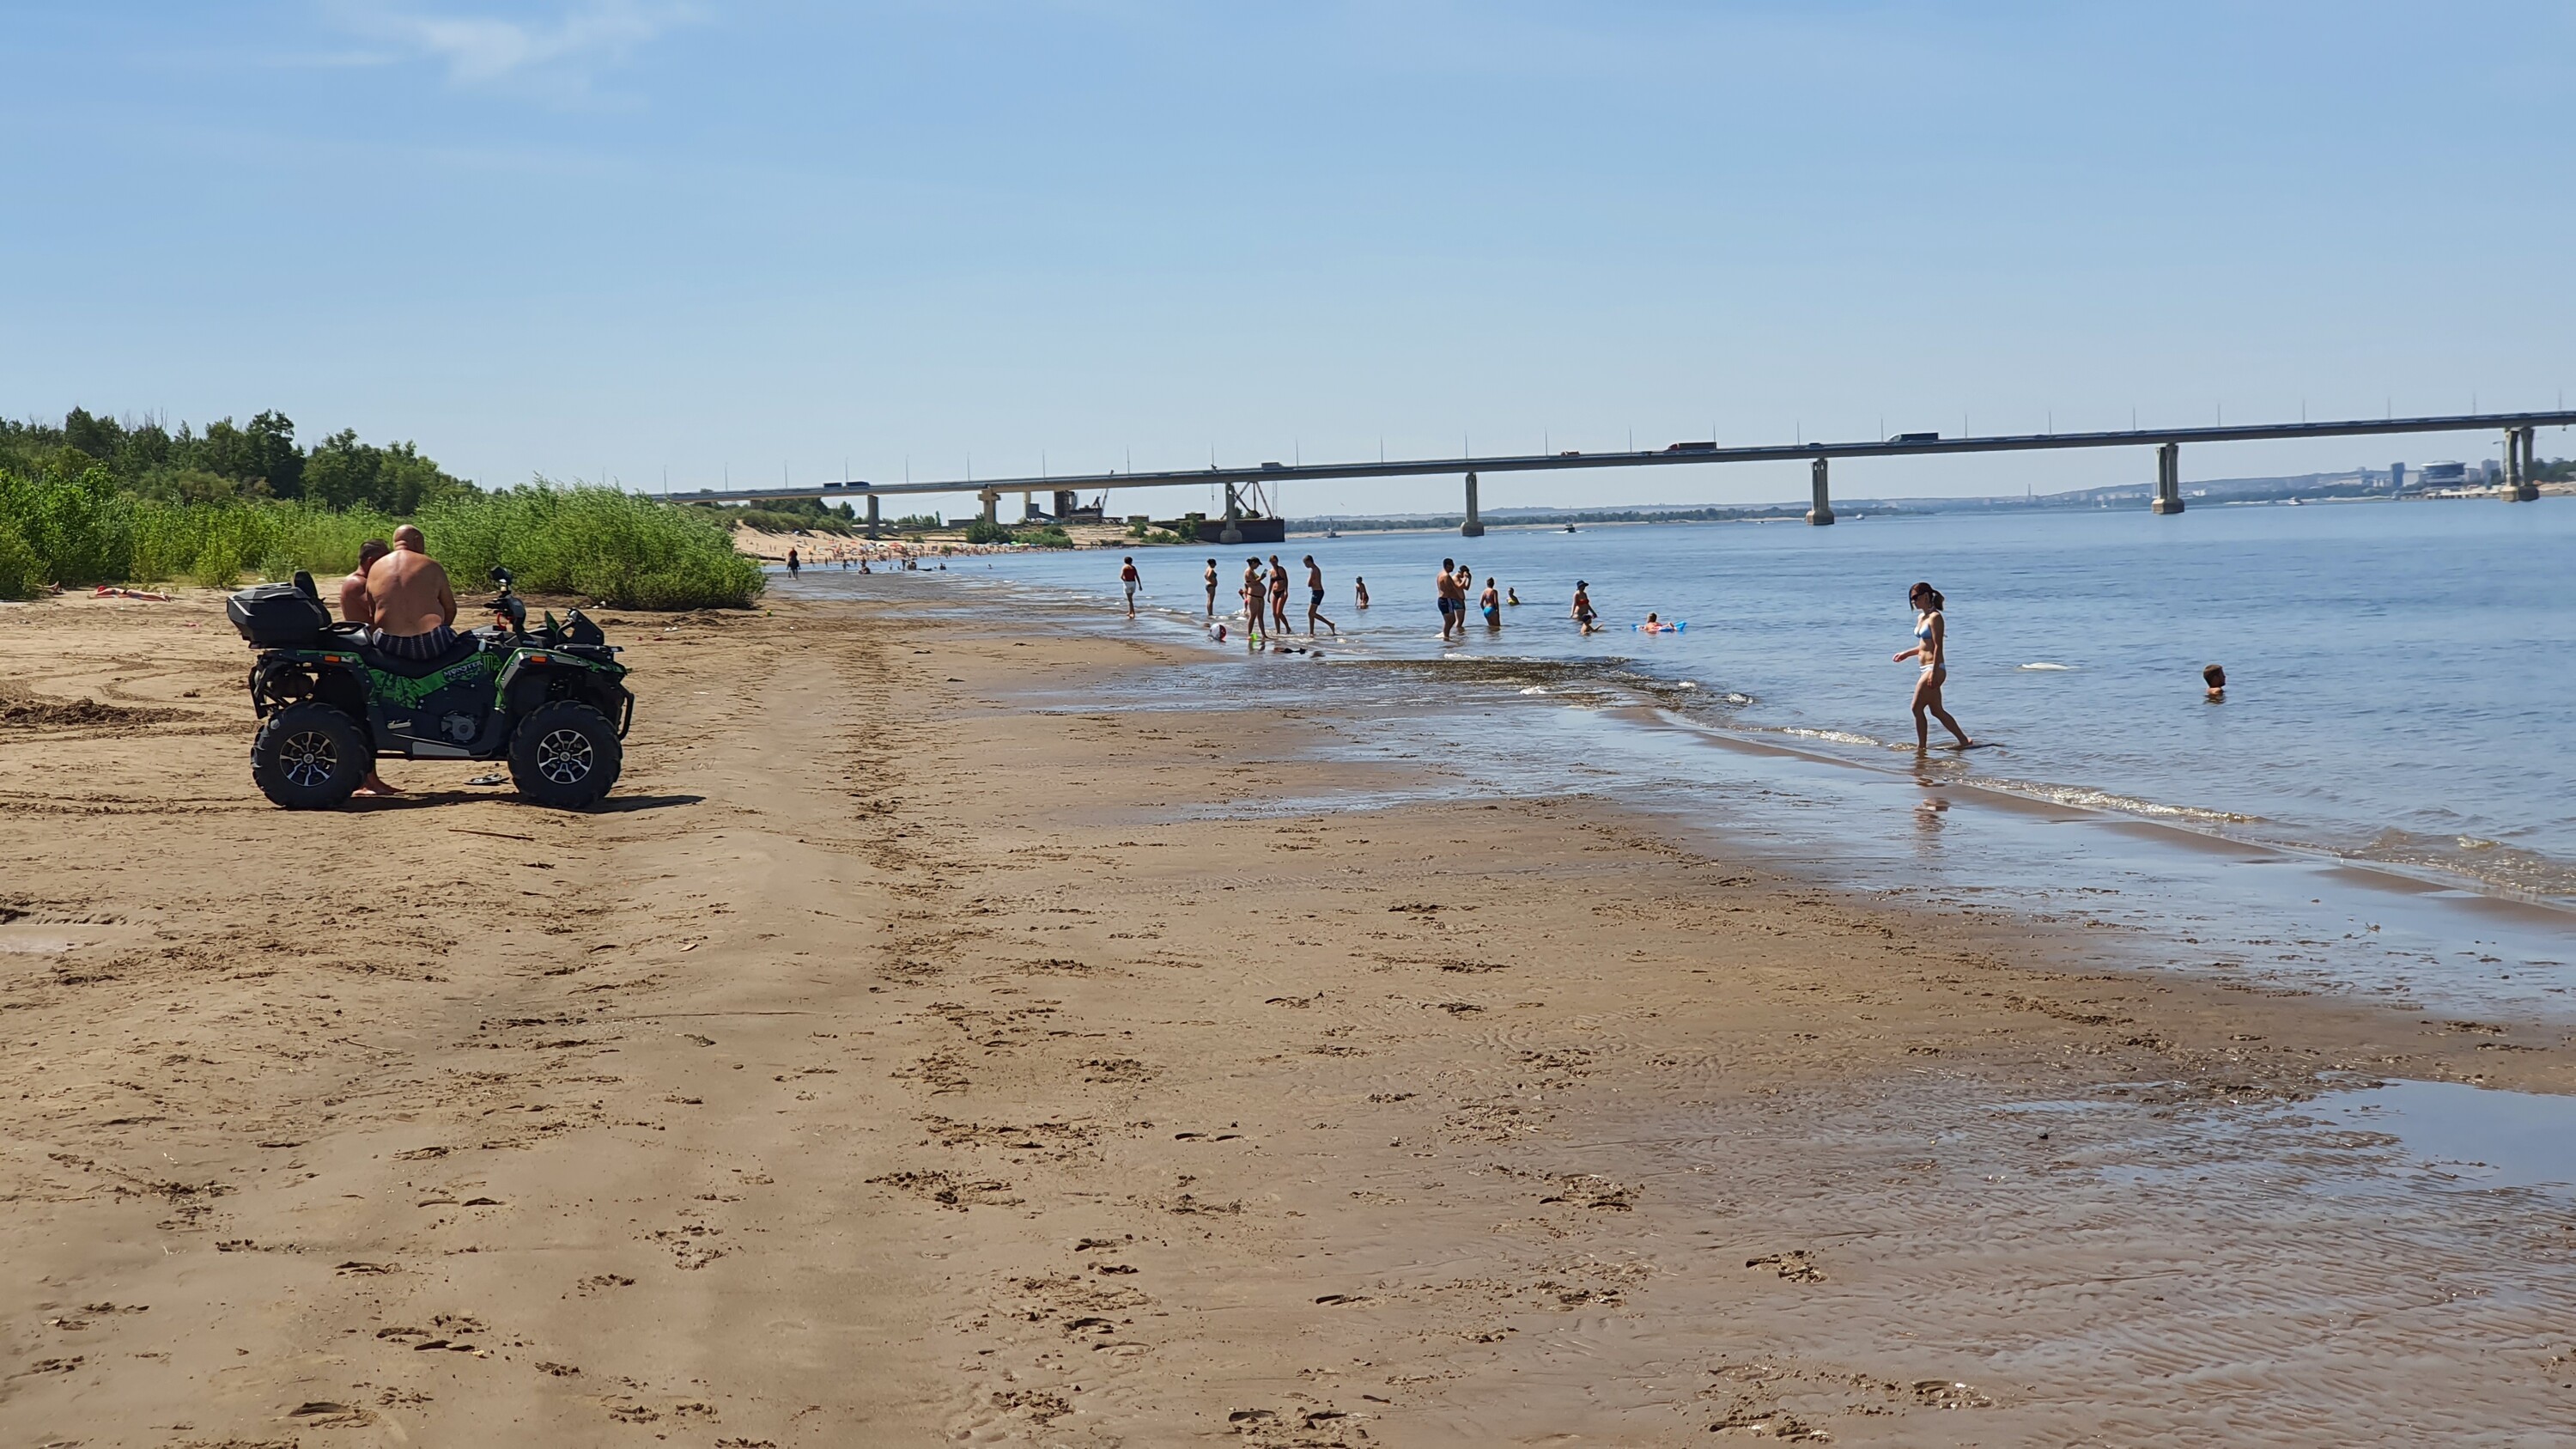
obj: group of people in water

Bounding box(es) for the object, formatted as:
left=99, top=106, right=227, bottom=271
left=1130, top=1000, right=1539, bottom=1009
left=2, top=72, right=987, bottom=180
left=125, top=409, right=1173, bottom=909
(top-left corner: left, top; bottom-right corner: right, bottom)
left=1117, top=551, right=1988, bottom=753
left=1186, top=553, right=1345, bottom=642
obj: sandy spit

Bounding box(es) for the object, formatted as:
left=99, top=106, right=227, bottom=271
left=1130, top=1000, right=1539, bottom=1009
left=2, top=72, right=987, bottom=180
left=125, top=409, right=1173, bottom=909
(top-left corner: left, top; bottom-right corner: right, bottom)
left=3, top=581, right=2573, bottom=1445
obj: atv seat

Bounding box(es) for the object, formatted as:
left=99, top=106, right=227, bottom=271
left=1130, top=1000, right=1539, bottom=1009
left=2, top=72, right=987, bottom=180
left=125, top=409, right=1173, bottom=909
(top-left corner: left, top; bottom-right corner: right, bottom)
left=358, top=633, right=488, bottom=679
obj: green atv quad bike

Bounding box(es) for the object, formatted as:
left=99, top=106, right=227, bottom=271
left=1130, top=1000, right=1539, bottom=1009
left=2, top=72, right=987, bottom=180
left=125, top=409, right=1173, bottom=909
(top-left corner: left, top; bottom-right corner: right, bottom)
left=229, top=566, right=635, bottom=810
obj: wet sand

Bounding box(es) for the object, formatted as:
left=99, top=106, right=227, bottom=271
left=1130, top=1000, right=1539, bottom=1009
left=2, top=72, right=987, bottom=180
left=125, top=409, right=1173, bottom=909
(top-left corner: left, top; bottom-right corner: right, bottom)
left=5, top=581, right=2576, bottom=1445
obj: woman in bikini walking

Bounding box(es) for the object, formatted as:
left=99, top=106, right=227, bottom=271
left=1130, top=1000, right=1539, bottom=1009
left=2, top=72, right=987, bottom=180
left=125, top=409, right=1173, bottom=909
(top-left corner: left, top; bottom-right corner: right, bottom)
left=1893, top=581, right=1971, bottom=751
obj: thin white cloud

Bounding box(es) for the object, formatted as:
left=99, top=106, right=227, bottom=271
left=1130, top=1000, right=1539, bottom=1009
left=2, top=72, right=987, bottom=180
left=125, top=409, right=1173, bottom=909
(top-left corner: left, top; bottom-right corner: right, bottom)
left=333, top=0, right=698, bottom=88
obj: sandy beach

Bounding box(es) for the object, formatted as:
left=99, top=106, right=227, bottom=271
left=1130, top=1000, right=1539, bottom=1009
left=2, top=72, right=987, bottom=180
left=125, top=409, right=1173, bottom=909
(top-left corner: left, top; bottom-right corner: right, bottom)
left=7, top=579, right=2576, bottom=1446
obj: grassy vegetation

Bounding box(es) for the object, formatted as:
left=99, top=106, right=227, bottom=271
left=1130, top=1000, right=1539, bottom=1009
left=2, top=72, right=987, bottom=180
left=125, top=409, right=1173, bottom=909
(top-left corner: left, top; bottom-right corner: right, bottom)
left=0, top=466, right=762, bottom=609
left=427, top=484, right=765, bottom=610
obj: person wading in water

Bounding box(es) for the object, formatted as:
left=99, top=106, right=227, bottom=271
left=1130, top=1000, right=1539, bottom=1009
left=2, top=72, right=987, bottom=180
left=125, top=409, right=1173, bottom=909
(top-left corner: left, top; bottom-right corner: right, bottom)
left=1303, top=555, right=1338, bottom=636
left=1893, top=581, right=1971, bottom=751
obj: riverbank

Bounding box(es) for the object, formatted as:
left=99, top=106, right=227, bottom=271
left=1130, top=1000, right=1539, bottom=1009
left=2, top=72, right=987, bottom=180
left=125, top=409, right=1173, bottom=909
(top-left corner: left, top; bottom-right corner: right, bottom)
left=5, top=579, right=2575, bottom=1443
left=730, top=520, right=1143, bottom=562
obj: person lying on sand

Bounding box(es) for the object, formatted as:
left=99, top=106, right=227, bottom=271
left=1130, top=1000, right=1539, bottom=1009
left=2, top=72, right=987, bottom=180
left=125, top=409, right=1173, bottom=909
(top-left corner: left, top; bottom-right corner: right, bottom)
left=93, top=586, right=174, bottom=601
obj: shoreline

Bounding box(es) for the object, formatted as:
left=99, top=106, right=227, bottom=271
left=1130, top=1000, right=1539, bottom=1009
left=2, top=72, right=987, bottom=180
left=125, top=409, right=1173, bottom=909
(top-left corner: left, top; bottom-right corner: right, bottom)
left=6, top=580, right=2576, bottom=1441
left=851, top=563, right=2576, bottom=1028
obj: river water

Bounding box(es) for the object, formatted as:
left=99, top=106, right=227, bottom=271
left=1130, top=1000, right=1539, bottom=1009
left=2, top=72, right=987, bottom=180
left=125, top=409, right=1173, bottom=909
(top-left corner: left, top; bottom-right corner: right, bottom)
left=783, top=496, right=2576, bottom=1020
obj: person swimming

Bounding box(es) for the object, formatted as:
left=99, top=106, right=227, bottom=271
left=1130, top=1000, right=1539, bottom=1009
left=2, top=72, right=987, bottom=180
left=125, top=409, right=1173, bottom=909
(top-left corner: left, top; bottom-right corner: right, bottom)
left=2203, top=662, right=2227, bottom=700
left=1640, top=612, right=1677, bottom=634
left=1506, top=587, right=1522, bottom=606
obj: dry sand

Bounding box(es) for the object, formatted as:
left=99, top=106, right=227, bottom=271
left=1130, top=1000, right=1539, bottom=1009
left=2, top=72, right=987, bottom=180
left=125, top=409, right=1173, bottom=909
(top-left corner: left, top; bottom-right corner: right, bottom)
left=5, top=582, right=2576, bottom=1445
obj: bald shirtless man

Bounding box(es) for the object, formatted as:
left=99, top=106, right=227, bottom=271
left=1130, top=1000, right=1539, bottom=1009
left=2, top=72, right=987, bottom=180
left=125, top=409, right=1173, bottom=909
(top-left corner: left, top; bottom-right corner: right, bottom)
left=365, top=524, right=458, bottom=660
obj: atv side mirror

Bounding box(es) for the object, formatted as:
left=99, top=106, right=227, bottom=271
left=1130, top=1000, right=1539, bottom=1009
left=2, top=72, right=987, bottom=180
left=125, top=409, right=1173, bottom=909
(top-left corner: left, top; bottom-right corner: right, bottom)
left=489, top=565, right=514, bottom=588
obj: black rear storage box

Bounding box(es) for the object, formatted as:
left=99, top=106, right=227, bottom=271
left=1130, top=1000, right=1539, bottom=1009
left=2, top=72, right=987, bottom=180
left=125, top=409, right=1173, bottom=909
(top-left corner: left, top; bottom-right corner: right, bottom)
left=227, top=582, right=332, bottom=647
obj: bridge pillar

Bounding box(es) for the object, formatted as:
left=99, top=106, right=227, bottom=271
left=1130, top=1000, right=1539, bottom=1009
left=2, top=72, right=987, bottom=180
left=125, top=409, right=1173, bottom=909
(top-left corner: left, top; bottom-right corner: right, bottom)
left=978, top=490, right=999, bottom=525
left=2152, top=441, right=2185, bottom=514
left=1461, top=472, right=1485, bottom=537
left=2509, top=427, right=2538, bottom=502
left=1219, top=483, right=1242, bottom=545
left=865, top=493, right=880, bottom=538
left=1805, top=456, right=1835, bottom=526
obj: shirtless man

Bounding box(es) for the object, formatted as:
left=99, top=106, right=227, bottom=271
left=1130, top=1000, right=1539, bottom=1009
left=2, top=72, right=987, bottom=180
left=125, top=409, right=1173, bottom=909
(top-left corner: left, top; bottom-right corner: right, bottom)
left=337, top=539, right=398, bottom=796
left=1436, top=558, right=1466, bottom=640
left=364, top=525, right=459, bottom=660
left=1302, top=555, right=1337, bottom=635
left=1203, top=558, right=1219, bottom=618
left=337, top=539, right=390, bottom=628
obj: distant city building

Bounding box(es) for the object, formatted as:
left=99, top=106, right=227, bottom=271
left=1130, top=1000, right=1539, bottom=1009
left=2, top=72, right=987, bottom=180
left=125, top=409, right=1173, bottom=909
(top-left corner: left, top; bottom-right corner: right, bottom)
left=2421, top=460, right=2467, bottom=488
left=2390, top=461, right=2406, bottom=491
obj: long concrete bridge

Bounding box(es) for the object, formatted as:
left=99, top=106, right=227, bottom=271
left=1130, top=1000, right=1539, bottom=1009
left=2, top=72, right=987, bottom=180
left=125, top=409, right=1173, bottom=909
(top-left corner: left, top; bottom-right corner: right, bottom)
left=666, top=410, right=2572, bottom=539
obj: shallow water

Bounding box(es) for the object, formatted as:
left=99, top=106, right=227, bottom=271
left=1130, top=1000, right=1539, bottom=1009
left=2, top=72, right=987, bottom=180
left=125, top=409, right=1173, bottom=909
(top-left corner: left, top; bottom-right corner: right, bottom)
left=2319, top=1078, right=2576, bottom=1192
left=905, top=498, right=2576, bottom=900
left=781, top=505, right=2576, bottom=1022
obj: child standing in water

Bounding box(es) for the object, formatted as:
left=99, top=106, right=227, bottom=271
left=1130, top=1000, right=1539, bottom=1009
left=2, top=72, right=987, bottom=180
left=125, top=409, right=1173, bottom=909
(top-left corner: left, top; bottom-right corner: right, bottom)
left=1893, top=581, right=1971, bottom=750
left=1354, top=576, right=1370, bottom=610
left=1479, top=577, right=1501, bottom=630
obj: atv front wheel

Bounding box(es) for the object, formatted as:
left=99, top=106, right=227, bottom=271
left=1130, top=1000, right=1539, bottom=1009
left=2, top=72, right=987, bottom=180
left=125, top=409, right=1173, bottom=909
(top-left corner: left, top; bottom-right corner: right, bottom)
left=509, top=700, right=623, bottom=808
left=251, top=702, right=370, bottom=809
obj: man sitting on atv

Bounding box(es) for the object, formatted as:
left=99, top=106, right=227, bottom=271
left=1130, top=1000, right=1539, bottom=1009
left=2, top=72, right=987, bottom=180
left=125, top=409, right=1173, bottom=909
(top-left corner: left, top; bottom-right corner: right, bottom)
left=366, top=525, right=458, bottom=660
left=337, top=539, right=389, bottom=628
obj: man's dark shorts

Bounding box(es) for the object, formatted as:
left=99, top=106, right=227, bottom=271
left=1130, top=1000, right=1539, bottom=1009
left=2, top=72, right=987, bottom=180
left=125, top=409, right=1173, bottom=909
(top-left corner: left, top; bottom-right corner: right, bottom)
left=374, top=624, right=459, bottom=660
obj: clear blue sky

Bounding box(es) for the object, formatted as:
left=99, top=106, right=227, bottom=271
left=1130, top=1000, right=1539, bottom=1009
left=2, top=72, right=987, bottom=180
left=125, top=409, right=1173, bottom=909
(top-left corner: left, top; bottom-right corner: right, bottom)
left=9, top=2, right=2570, bottom=515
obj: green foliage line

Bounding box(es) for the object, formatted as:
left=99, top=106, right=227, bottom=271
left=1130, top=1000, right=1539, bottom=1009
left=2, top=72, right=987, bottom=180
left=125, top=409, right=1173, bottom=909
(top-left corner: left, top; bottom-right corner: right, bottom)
left=0, top=468, right=762, bottom=609
left=3, top=407, right=475, bottom=513
left=424, top=483, right=766, bottom=611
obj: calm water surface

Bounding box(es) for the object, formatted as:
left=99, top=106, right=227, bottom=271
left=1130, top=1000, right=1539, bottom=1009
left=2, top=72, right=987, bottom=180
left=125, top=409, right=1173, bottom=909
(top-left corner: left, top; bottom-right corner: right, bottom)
left=943, top=498, right=2576, bottom=900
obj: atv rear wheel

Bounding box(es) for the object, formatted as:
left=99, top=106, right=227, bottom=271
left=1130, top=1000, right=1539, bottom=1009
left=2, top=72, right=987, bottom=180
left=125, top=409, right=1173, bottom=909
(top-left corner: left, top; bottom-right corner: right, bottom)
left=509, top=700, right=623, bottom=808
left=251, top=702, right=370, bottom=809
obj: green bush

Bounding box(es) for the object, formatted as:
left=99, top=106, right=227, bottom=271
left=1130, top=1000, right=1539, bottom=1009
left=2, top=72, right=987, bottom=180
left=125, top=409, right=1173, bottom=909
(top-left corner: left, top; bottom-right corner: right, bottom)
left=422, top=483, right=765, bottom=610
left=1016, top=526, right=1074, bottom=549
left=0, top=466, right=131, bottom=585
left=963, top=518, right=1013, bottom=545
left=0, top=468, right=762, bottom=610
left=0, top=521, right=38, bottom=600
